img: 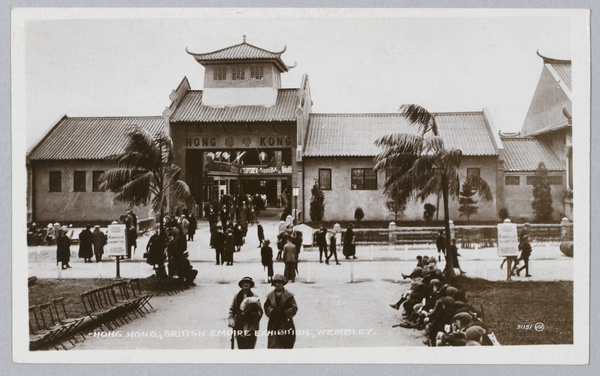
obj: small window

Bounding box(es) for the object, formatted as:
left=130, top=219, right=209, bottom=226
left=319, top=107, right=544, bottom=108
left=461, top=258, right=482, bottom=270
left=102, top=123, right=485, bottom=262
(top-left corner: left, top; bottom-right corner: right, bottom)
left=49, top=171, right=61, bottom=192
left=74, top=171, right=86, bottom=192
left=250, top=66, right=263, bottom=80
left=467, top=168, right=480, bottom=178
left=213, top=67, right=226, bottom=80
left=319, top=169, right=331, bottom=190
left=92, top=171, right=105, bottom=192
left=232, top=67, right=245, bottom=80
left=505, top=176, right=520, bottom=185
left=351, top=168, right=377, bottom=190
left=526, top=175, right=562, bottom=185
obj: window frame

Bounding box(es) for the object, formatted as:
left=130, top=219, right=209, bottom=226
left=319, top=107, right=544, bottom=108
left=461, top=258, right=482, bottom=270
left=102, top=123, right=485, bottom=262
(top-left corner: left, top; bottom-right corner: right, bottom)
left=49, top=171, right=61, bottom=192
left=250, top=66, right=263, bottom=80
left=351, top=168, right=378, bottom=190
left=318, top=168, right=332, bottom=191
left=213, top=67, right=227, bottom=81
left=92, top=171, right=105, bottom=192
left=232, top=67, right=245, bottom=80
left=73, top=171, right=86, bottom=192
left=467, top=168, right=481, bottom=178
left=505, top=175, right=521, bottom=186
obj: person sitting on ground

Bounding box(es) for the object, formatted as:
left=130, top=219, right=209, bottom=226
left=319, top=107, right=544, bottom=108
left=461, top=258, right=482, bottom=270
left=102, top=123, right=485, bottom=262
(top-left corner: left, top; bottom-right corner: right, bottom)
left=437, top=312, right=473, bottom=346
left=465, top=326, right=486, bottom=346
left=177, top=251, right=198, bottom=286
left=424, top=296, right=455, bottom=347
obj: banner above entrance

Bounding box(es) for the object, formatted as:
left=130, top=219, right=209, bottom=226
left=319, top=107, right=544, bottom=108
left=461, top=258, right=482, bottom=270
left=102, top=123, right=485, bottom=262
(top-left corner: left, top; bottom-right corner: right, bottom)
left=185, top=135, right=294, bottom=149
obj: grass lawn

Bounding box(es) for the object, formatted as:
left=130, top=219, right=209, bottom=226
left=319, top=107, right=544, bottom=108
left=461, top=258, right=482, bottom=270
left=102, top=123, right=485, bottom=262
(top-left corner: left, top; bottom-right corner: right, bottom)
left=453, top=276, right=573, bottom=345
left=28, top=277, right=573, bottom=346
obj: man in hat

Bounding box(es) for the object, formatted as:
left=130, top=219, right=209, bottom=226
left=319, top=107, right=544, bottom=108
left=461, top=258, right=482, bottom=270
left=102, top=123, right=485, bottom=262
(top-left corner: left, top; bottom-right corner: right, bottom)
left=316, top=227, right=328, bottom=263
left=283, top=236, right=297, bottom=283
left=343, top=224, right=357, bottom=259
left=435, top=230, right=446, bottom=262
left=92, top=225, right=105, bottom=263
left=264, top=274, right=298, bottom=349
left=212, top=226, right=226, bottom=265
left=228, top=277, right=262, bottom=349
left=56, top=228, right=71, bottom=269
left=78, top=224, right=94, bottom=263
left=516, top=234, right=532, bottom=277
left=261, top=239, right=274, bottom=282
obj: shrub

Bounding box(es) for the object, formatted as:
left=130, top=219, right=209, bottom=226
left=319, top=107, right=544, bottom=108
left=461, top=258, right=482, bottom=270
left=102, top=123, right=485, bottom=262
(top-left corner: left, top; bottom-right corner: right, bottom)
left=498, top=207, right=509, bottom=221
left=354, top=207, right=365, bottom=222
left=309, top=181, right=325, bottom=221
left=423, top=203, right=436, bottom=223
left=531, top=162, right=553, bottom=222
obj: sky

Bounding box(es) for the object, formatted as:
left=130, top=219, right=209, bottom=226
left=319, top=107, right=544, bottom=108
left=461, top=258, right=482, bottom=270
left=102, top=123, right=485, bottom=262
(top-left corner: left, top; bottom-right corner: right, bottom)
left=15, top=8, right=577, bottom=150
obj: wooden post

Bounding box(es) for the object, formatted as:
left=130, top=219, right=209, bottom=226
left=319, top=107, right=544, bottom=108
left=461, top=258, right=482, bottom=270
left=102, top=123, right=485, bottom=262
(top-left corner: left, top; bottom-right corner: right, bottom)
left=116, top=256, right=121, bottom=278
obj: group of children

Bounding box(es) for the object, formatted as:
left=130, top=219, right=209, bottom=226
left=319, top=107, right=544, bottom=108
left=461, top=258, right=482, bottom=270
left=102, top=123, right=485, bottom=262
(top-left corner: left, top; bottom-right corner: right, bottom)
left=391, top=255, right=497, bottom=347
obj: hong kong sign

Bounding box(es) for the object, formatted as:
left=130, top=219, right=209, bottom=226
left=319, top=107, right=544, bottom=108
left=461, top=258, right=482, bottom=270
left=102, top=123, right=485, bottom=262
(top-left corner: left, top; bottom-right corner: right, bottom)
left=185, top=135, right=293, bottom=148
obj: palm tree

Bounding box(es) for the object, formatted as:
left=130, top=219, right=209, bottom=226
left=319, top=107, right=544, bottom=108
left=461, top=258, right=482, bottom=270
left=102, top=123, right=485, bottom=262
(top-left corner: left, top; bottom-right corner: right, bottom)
left=374, top=105, right=492, bottom=277
left=101, top=125, right=195, bottom=232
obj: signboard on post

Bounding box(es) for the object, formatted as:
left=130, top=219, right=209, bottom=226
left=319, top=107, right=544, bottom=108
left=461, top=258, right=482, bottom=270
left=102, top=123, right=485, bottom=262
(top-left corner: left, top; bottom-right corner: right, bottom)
left=497, top=221, right=519, bottom=257
left=106, top=224, right=127, bottom=257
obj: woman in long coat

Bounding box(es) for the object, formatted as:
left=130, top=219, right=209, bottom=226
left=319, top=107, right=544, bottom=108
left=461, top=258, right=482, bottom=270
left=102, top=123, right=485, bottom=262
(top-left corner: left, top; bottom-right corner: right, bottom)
left=228, top=276, right=263, bottom=349
left=91, top=225, right=105, bottom=262
left=343, top=224, right=357, bottom=259
left=56, top=229, right=71, bottom=269
left=264, top=274, right=298, bottom=349
left=224, top=229, right=235, bottom=265
left=78, top=225, right=94, bottom=263
left=261, top=239, right=274, bottom=282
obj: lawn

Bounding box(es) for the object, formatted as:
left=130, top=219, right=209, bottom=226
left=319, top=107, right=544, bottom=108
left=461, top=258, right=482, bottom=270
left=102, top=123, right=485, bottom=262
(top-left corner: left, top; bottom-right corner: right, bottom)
left=28, top=276, right=573, bottom=346
left=452, top=276, right=573, bottom=345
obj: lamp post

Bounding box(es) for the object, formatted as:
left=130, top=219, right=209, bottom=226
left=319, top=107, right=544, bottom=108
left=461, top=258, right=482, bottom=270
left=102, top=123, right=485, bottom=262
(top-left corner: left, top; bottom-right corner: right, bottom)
left=292, top=187, right=299, bottom=225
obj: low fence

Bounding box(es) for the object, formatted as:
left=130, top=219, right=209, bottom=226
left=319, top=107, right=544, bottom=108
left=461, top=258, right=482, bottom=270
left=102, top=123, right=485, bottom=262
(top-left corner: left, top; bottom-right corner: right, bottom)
left=311, top=222, right=573, bottom=250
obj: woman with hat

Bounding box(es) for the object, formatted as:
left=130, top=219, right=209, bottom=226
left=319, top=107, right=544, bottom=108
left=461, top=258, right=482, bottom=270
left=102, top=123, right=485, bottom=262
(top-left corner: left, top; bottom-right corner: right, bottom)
left=56, top=228, right=71, bottom=269
left=228, top=276, right=263, bottom=349
left=261, top=239, right=274, bottom=282
left=343, top=224, right=357, bottom=259
left=264, top=274, right=298, bottom=349
left=92, top=225, right=106, bottom=263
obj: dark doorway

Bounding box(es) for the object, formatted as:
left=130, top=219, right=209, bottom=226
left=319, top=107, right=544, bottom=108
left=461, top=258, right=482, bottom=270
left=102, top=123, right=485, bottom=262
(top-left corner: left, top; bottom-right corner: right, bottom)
left=240, top=179, right=278, bottom=207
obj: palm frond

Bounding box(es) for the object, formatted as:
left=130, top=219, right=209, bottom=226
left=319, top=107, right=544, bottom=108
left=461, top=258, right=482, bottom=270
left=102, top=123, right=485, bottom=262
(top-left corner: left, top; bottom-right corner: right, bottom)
left=399, top=104, right=438, bottom=136
left=112, top=171, right=154, bottom=206
left=170, top=180, right=196, bottom=209
left=466, top=174, right=493, bottom=202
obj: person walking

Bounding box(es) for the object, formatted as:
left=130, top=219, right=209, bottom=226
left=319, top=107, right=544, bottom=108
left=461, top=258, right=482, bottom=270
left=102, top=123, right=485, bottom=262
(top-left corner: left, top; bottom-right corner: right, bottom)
left=91, top=225, right=105, bottom=263
left=316, top=227, right=328, bottom=263
left=283, top=236, right=297, bottom=283
left=343, top=224, right=357, bottom=259
left=261, top=239, right=274, bottom=282
left=56, top=228, right=71, bottom=269
left=516, top=235, right=532, bottom=277
left=187, top=213, right=197, bottom=241
left=212, top=226, right=226, bottom=265
left=224, top=228, right=235, bottom=266
left=228, top=277, right=263, bottom=349
left=234, top=224, right=243, bottom=252
left=436, top=230, right=446, bottom=262
left=264, top=274, right=298, bottom=349
left=326, top=230, right=340, bottom=265
left=78, top=225, right=94, bottom=263
left=257, top=222, right=265, bottom=248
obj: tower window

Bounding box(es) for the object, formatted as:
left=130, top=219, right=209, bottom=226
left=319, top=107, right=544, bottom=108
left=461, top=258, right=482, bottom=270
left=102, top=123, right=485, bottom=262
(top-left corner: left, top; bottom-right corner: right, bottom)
left=232, top=67, right=245, bottom=80
left=213, top=67, right=226, bottom=80
left=250, top=66, right=263, bottom=80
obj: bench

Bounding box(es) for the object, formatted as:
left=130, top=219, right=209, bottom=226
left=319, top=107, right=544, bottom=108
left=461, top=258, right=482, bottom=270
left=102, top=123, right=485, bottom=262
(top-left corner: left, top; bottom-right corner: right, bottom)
left=154, top=266, right=184, bottom=296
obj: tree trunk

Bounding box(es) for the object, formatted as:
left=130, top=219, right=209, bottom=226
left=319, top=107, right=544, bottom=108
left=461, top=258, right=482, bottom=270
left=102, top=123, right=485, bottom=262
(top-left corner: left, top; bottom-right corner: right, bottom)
left=442, top=175, right=455, bottom=278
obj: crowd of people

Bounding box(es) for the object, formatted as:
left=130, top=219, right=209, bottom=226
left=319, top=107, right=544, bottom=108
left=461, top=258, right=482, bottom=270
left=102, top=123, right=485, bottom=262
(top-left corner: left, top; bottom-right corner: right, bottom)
left=227, top=275, right=298, bottom=349
left=391, top=254, right=496, bottom=346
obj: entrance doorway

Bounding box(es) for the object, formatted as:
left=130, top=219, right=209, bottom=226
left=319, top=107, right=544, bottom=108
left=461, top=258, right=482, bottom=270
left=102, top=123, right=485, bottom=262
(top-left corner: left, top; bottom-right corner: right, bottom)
left=240, top=179, right=278, bottom=207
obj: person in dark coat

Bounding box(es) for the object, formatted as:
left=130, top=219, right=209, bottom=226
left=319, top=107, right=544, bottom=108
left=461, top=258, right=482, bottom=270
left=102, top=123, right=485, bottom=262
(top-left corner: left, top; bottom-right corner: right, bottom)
left=261, top=239, right=274, bottom=282
left=257, top=222, right=265, bottom=248
left=212, top=226, right=226, bottom=265
left=516, top=235, right=532, bottom=277
left=233, top=224, right=243, bottom=252
left=343, top=224, right=357, bottom=259
left=220, top=205, right=229, bottom=229
left=436, top=230, right=446, bottom=262
left=224, top=229, right=235, bottom=265
left=228, top=277, right=263, bottom=349
left=316, top=227, right=328, bottom=263
left=78, top=225, right=94, bottom=263
left=449, top=239, right=466, bottom=275
left=264, top=274, right=298, bottom=349
left=187, top=214, right=197, bottom=241
left=326, top=230, right=340, bottom=265
left=91, top=225, right=105, bottom=263
left=146, top=225, right=166, bottom=267
left=56, top=229, right=71, bottom=269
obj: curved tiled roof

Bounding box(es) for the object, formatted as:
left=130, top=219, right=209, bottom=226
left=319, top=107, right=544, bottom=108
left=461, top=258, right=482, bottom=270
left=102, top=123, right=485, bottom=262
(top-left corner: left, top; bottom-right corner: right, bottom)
left=500, top=137, right=564, bottom=172
left=187, top=41, right=290, bottom=72
left=304, top=112, right=498, bottom=157
left=170, top=89, right=301, bottom=123
left=29, top=116, right=166, bottom=160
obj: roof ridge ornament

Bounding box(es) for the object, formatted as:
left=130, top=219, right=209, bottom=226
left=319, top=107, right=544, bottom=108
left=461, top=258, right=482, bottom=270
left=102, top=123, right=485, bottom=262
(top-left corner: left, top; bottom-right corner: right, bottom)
left=536, top=50, right=571, bottom=64
left=243, top=35, right=246, bottom=43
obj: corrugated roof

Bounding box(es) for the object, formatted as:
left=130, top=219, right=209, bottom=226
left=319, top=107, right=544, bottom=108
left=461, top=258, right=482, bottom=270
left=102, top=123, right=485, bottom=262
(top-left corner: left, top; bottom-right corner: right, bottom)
left=500, top=137, right=564, bottom=171
left=547, top=62, right=572, bottom=96
left=170, top=89, right=301, bottom=123
left=304, top=112, right=498, bottom=157
left=186, top=42, right=289, bottom=72
left=29, top=116, right=166, bottom=160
